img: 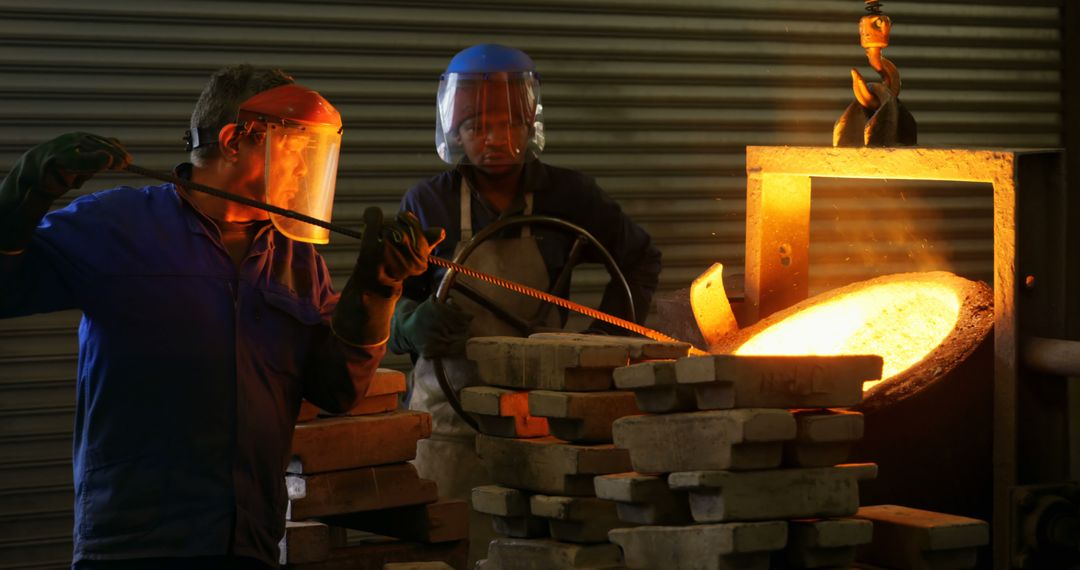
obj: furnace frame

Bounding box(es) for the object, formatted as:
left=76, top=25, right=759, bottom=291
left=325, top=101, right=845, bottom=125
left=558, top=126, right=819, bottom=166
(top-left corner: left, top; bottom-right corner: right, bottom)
left=743, top=145, right=1071, bottom=569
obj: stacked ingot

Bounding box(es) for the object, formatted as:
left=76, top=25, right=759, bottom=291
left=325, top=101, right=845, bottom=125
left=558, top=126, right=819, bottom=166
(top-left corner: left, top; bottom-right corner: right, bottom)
left=465, top=333, right=691, bottom=569
left=282, top=368, right=470, bottom=570
left=603, top=353, right=883, bottom=569
left=852, top=505, right=990, bottom=570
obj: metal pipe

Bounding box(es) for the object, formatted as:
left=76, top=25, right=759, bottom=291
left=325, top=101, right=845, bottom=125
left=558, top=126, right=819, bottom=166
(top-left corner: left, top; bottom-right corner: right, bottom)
left=1023, top=336, right=1080, bottom=377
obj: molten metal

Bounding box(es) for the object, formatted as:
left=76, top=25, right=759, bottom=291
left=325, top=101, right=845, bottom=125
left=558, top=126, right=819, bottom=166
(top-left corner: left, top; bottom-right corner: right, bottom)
left=715, top=271, right=992, bottom=401
left=734, top=280, right=961, bottom=391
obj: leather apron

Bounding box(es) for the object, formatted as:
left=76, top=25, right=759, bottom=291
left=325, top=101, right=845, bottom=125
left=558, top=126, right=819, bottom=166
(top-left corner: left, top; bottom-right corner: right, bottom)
left=408, top=180, right=555, bottom=562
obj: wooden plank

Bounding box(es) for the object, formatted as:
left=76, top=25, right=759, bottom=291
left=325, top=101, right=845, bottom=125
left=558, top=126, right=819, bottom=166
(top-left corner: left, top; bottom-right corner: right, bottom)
left=289, top=411, right=431, bottom=474
left=324, top=499, right=469, bottom=544
left=287, top=463, right=438, bottom=520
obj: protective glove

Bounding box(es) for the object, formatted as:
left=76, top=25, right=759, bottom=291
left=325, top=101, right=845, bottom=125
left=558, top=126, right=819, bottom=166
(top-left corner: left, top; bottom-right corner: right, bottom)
left=331, top=207, right=445, bottom=347
left=389, top=296, right=474, bottom=358
left=0, top=132, right=131, bottom=253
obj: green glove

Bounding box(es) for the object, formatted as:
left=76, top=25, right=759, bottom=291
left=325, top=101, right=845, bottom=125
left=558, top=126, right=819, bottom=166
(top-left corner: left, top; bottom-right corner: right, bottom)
left=390, top=296, right=474, bottom=358
left=331, top=207, right=445, bottom=347
left=0, top=132, right=130, bottom=253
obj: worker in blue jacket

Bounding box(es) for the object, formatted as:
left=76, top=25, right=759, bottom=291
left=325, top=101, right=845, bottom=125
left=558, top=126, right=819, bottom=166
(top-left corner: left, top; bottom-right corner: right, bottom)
left=389, top=44, right=661, bottom=561
left=0, top=64, right=441, bottom=570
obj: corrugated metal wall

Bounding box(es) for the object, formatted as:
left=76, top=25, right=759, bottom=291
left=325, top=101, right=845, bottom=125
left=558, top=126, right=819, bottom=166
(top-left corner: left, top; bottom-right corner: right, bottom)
left=0, top=0, right=1062, bottom=567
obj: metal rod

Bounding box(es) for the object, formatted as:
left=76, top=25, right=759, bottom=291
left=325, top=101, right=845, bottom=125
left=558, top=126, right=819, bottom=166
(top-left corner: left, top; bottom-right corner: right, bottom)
left=428, top=255, right=689, bottom=346
left=1024, top=337, right=1080, bottom=377
left=123, top=163, right=699, bottom=350
left=123, top=163, right=365, bottom=240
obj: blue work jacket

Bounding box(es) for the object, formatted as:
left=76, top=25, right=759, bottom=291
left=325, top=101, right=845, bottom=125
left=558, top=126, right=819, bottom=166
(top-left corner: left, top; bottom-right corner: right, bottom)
left=397, top=160, right=662, bottom=341
left=0, top=178, right=382, bottom=566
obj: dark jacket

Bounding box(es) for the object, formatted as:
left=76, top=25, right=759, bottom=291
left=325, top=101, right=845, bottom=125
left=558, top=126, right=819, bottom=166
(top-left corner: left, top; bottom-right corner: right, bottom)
left=396, top=160, right=662, bottom=343
left=0, top=179, right=382, bottom=566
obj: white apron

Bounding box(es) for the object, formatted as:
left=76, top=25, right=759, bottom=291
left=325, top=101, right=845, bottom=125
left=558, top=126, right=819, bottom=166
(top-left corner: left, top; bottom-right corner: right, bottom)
left=408, top=181, right=556, bottom=562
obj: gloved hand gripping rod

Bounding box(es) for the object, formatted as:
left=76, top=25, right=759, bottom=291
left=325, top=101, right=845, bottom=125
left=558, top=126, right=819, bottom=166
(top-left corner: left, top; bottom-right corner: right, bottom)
left=123, top=164, right=692, bottom=347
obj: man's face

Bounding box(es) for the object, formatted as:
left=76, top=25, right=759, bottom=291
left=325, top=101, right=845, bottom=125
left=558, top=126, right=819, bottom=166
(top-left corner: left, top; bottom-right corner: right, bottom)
left=457, top=107, right=531, bottom=174
left=265, top=131, right=311, bottom=207
left=452, top=78, right=534, bottom=175
left=233, top=126, right=310, bottom=207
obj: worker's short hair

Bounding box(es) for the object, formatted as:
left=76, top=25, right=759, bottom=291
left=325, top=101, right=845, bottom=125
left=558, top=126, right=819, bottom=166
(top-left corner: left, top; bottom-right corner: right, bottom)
left=189, top=64, right=294, bottom=167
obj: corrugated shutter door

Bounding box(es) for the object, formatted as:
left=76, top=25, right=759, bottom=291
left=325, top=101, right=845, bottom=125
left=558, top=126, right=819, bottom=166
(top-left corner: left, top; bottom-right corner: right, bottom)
left=0, top=0, right=1061, bottom=566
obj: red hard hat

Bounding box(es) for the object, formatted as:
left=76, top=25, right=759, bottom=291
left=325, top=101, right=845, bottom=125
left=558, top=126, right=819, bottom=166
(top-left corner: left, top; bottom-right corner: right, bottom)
left=237, top=83, right=342, bottom=131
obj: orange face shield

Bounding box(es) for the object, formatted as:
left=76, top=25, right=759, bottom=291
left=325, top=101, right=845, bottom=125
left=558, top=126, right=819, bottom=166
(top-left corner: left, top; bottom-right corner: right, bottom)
left=237, top=84, right=343, bottom=244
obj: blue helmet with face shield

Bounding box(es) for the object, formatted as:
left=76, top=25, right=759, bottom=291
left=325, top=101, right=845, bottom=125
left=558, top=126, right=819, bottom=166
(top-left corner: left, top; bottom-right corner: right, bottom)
left=435, top=44, right=545, bottom=166
left=445, top=43, right=538, bottom=74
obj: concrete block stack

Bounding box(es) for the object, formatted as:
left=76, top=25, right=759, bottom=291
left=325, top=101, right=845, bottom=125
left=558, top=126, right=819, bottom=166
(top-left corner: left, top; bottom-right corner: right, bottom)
left=604, top=353, right=883, bottom=569
left=467, top=333, right=691, bottom=569
left=281, top=368, right=470, bottom=570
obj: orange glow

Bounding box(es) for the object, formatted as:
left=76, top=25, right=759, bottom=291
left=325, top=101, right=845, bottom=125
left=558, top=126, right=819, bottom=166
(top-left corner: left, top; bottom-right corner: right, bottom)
left=690, top=263, right=739, bottom=347
left=734, top=281, right=962, bottom=391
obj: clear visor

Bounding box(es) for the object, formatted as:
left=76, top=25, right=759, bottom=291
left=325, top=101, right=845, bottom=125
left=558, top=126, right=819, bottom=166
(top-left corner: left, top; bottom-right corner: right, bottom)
left=264, top=122, right=341, bottom=244
left=435, top=71, right=544, bottom=166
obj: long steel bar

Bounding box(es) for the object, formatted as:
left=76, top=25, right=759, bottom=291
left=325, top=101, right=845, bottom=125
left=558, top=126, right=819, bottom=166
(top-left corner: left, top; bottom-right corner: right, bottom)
left=123, top=163, right=690, bottom=346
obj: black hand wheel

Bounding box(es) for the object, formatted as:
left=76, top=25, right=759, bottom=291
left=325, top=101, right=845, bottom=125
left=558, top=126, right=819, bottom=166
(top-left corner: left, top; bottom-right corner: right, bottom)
left=431, top=215, right=636, bottom=432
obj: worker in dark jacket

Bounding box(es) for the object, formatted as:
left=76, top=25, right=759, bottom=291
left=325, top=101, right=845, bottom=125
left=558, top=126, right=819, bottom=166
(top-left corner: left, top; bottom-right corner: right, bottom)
left=388, top=44, right=661, bottom=562
left=0, top=64, right=441, bottom=570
